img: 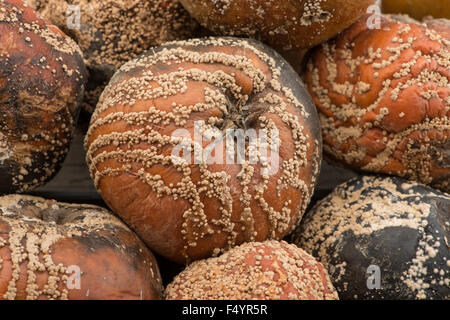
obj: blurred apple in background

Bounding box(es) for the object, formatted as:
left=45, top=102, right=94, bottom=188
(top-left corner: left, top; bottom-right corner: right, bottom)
left=382, top=0, right=450, bottom=20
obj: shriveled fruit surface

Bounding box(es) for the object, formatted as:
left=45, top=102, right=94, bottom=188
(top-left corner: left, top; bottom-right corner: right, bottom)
left=0, top=0, right=87, bottom=194
left=305, top=14, right=450, bottom=192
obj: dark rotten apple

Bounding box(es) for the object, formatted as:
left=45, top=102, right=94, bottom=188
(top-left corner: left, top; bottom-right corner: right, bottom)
left=26, top=0, right=201, bottom=113
left=290, top=175, right=450, bottom=300
left=0, top=0, right=87, bottom=194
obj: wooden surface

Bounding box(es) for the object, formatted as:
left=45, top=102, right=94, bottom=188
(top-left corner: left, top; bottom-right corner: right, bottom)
left=30, top=112, right=359, bottom=285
